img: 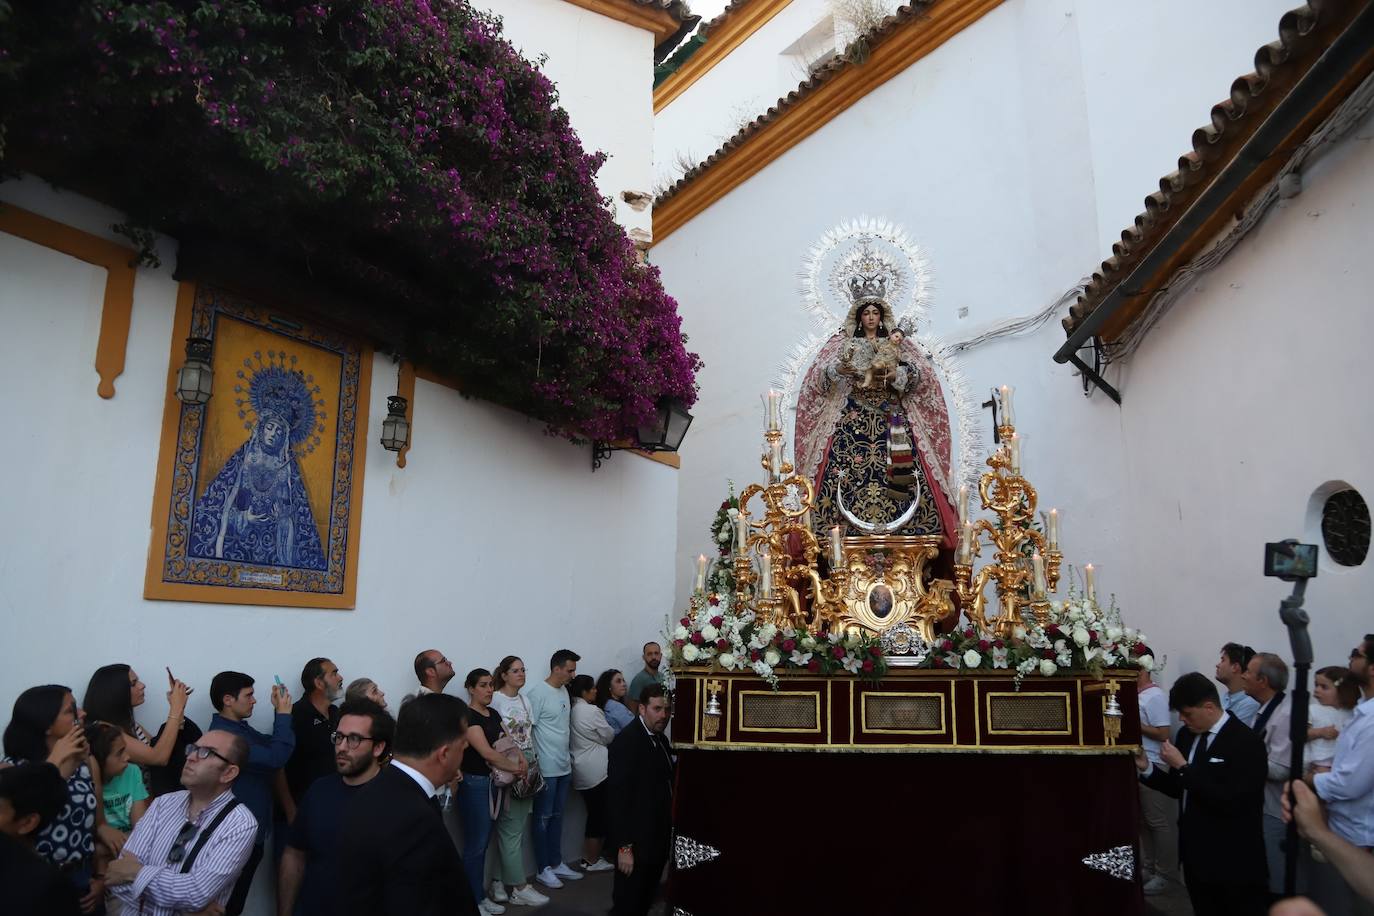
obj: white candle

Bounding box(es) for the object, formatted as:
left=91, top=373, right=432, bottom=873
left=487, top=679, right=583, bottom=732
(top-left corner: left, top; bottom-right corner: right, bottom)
left=768, top=440, right=783, bottom=481
left=999, top=385, right=1015, bottom=426
left=958, top=520, right=974, bottom=565
left=1031, top=551, right=1047, bottom=597
left=1084, top=563, right=1096, bottom=601
left=759, top=558, right=773, bottom=594
left=1008, top=433, right=1021, bottom=473
left=958, top=484, right=969, bottom=526
left=800, top=509, right=812, bottom=531
left=763, top=390, right=782, bottom=432
left=735, top=513, right=750, bottom=553
left=695, top=554, right=708, bottom=592
left=829, top=525, right=844, bottom=569
left=1047, top=509, right=1059, bottom=549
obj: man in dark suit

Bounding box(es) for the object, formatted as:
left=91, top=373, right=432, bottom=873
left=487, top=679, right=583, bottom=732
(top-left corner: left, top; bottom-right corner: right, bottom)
left=337, top=692, right=478, bottom=916
left=1137, top=671, right=1269, bottom=916
left=607, top=683, right=675, bottom=916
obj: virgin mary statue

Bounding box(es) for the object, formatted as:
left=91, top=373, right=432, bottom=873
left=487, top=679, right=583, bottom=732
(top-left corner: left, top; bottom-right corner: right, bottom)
left=793, top=275, right=958, bottom=545
left=188, top=360, right=328, bottom=570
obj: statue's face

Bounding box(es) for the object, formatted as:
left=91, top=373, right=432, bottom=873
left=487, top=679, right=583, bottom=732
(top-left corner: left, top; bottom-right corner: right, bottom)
left=261, top=416, right=287, bottom=449
left=860, top=304, right=881, bottom=332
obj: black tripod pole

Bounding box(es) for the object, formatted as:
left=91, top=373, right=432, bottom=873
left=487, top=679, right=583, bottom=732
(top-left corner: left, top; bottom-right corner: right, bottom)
left=1279, top=578, right=1311, bottom=897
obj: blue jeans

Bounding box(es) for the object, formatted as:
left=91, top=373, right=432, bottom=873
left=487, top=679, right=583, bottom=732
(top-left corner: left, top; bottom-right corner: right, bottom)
left=457, top=774, right=495, bottom=901
left=531, top=773, right=570, bottom=870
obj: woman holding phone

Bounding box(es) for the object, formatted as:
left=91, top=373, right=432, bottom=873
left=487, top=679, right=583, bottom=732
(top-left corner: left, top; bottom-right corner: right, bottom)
left=4, top=684, right=122, bottom=912
left=83, top=663, right=193, bottom=794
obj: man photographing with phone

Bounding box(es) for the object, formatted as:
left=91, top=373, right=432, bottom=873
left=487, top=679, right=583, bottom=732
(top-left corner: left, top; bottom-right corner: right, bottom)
left=208, top=671, right=295, bottom=916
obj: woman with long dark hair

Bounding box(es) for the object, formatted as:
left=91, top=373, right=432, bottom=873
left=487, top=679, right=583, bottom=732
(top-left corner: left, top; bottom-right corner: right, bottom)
left=594, top=669, right=634, bottom=735
left=4, top=684, right=123, bottom=912
left=82, top=664, right=190, bottom=774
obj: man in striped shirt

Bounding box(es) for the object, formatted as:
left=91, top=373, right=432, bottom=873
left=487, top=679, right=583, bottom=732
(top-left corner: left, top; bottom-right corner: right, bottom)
left=106, top=730, right=259, bottom=916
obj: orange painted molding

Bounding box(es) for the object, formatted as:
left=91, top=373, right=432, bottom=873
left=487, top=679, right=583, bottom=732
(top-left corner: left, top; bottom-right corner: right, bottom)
left=654, top=0, right=793, bottom=113
left=561, top=0, right=682, bottom=43
left=0, top=203, right=138, bottom=398
left=652, top=0, right=1004, bottom=243
left=396, top=358, right=416, bottom=469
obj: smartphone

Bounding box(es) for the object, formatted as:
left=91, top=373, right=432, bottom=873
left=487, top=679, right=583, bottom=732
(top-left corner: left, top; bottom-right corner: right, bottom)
left=274, top=675, right=285, bottom=689
left=1264, top=541, right=1319, bottom=579
left=166, top=666, right=176, bottom=683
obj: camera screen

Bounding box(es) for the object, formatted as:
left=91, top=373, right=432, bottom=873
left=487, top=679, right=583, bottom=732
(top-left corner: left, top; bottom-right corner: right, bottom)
left=1265, top=542, right=1319, bottom=578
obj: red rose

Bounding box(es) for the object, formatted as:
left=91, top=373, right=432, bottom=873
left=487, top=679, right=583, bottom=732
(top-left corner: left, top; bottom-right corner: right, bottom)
left=861, top=660, right=874, bottom=673
left=720, top=500, right=729, bottom=509
left=1046, top=624, right=1062, bottom=637
left=807, top=659, right=821, bottom=672
left=963, top=627, right=976, bottom=639
left=1136, top=645, right=1152, bottom=658
left=750, top=650, right=761, bottom=662
left=782, top=639, right=796, bottom=653
left=933, top=657, right=947, bottom=668
left=673, top=639, right=685, bottom=648
left=690, top=633, right=704, bottom=645
left=680, top=617, right=691, bottom=627
left=977, top=640, right=991, bottom=651
left=710, top=615, right=724, bottom=628
left=708, top=596, right=720, bottom=606
left=716, top=639, right=729, bottom=651
left=869, top=645, right=882, bottom=658
left=993, top=639, right=1005, bottom=649
left=832, top=647, right=845, bottom=660
left=1041, top=648, right=1055, bottom=659
left=941, top=639, right=954, bottom=652
left=1088, top=630, right=1098, bottom=642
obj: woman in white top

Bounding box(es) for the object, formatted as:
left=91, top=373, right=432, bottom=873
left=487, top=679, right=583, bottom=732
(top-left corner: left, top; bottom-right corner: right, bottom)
left=568, top=675, right=615, bottom=872
left=1307, top=665, right=1360, bottom=769
left=488, top=656, right=549, bottom=908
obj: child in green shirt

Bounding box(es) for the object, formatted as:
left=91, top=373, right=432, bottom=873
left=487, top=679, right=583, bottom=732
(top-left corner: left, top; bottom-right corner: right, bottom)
left=87, top=722, right=149, bottom=833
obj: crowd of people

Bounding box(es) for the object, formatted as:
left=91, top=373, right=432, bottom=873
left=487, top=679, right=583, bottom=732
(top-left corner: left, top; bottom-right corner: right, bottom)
left=1133, top=633, right=1374, bottom=916
left=0, top=641, right=675, bottom=916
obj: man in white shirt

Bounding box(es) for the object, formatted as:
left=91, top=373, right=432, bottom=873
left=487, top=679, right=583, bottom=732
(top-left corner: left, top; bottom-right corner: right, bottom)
left=1242, top=651, right=1292, bottom=897
left=1136, top=667, right=1177, bottom=895
left=1217, top=642, right=1261, bottom=726
left=1308, top=634, right=1374, bottom=916
left=107, top=731, right=258, bottom=916
left=523, top=648, right=583, bottom=889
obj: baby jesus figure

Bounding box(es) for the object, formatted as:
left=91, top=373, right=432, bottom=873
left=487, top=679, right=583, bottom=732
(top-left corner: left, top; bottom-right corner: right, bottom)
left=860, top=325, right=906, bottom=389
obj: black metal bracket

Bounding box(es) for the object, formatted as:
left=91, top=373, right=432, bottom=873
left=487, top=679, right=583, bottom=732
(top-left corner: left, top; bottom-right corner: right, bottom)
left=591, top=441, right=616, bottom=471
left=1068, top=337, right=1121, bottom=404
left=981, top=391, right=1002, bottom=443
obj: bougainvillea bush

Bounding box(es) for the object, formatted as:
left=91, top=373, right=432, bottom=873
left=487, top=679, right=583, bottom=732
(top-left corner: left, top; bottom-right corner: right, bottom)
left=0, top=0, right=699, bottom=439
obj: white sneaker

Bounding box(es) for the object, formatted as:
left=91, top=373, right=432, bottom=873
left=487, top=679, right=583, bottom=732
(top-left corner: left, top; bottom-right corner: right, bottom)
left=581, top=857, right=614, bottom=872
left=508, top=885, right=550, bottom=907
left=489, top=881, right=509, bottom=904
left=535, top=867, right=563, bottom=889
left=1142, top=874, right=1168, bottom=896
left=479, top=901, right=507, bottom=915
left=552, top=862, right=583, bottom=880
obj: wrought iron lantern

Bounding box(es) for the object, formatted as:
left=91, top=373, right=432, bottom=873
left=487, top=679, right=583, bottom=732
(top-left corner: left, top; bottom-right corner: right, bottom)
left=592, top=397, right=693, bottom=471
left=175, top=337, right=214, bottom=405
left=380, top=395, right=410, bottom=452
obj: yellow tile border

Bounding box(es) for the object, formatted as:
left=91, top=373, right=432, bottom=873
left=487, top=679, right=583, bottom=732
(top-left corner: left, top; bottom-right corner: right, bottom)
left=0, top=203, right=137, bottom=399
left=653, top=0, right=793, bottom=113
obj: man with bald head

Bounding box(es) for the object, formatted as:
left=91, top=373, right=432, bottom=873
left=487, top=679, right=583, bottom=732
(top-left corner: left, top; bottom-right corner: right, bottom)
left=107, top=729, right=259, bottom=916
left=414, top=649, right=456, bottom=696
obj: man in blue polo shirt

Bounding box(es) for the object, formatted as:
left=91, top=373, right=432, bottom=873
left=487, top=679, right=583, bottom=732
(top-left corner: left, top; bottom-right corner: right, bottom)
left=209, top=671, right=295, bottom=916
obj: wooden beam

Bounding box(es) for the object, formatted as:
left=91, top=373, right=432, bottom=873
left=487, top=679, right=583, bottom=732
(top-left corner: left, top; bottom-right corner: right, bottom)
left=561, top=0, right=681, bottom=43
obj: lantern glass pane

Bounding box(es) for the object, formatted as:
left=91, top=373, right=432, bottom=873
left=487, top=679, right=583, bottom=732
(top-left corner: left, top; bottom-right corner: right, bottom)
left=665, top=404, right=693, bottom=450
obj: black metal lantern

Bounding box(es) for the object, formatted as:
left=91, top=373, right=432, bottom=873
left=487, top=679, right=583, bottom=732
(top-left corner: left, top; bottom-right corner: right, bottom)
left=380, top=395, right=411, bottom=452
left=592, top=397, right=693, bottom=471
left=175, top=337, right=214, bottom=405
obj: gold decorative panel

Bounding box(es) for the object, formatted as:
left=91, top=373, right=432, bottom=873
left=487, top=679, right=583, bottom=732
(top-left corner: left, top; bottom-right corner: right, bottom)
left=738, top=691, right=821, bottom=733
left=862, top=692, right=945, bottom=733
left=986, top=692, right=1072, bottom=735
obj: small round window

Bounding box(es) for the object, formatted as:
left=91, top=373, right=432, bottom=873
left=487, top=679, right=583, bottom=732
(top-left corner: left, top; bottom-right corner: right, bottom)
left=1321, top=488, right=1370, bottom=567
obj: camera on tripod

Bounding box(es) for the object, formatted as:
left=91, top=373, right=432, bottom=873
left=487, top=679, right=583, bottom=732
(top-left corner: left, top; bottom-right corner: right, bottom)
left=1264, top=540, right=1319, bottom=581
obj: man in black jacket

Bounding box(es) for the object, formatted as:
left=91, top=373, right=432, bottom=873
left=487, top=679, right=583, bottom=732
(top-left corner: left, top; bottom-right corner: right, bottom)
left=337, top=692, right=478, bottom=916
left=1137, top=671, right=1269, bottom=916
left=607, top=683, right=675, bottom=916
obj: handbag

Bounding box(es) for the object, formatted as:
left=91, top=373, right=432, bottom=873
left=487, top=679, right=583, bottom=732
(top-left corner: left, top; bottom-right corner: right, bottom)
left=490, top=734, right=522, bottom=788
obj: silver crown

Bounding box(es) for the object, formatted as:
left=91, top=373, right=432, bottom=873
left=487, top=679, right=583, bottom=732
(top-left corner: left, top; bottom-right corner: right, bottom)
left=847, top=273, right=887, bottom=305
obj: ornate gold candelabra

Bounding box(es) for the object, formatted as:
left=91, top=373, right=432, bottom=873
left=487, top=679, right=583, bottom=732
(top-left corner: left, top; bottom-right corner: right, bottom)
left=952, top=419, right=1063, bottom=637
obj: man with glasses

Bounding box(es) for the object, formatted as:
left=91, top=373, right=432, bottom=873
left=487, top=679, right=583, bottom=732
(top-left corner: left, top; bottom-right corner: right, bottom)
left=414, top=649, right=456, bottom=696
left=106, top=730, right=257, bottom=916
left=277, top=699, right=393, bottom=916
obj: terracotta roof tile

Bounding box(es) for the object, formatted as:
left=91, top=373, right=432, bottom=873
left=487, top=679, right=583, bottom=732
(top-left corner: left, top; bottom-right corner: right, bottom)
left=1063, top=1, right=1362, bottom=337
left=655, top=2, right=935, bottom=205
